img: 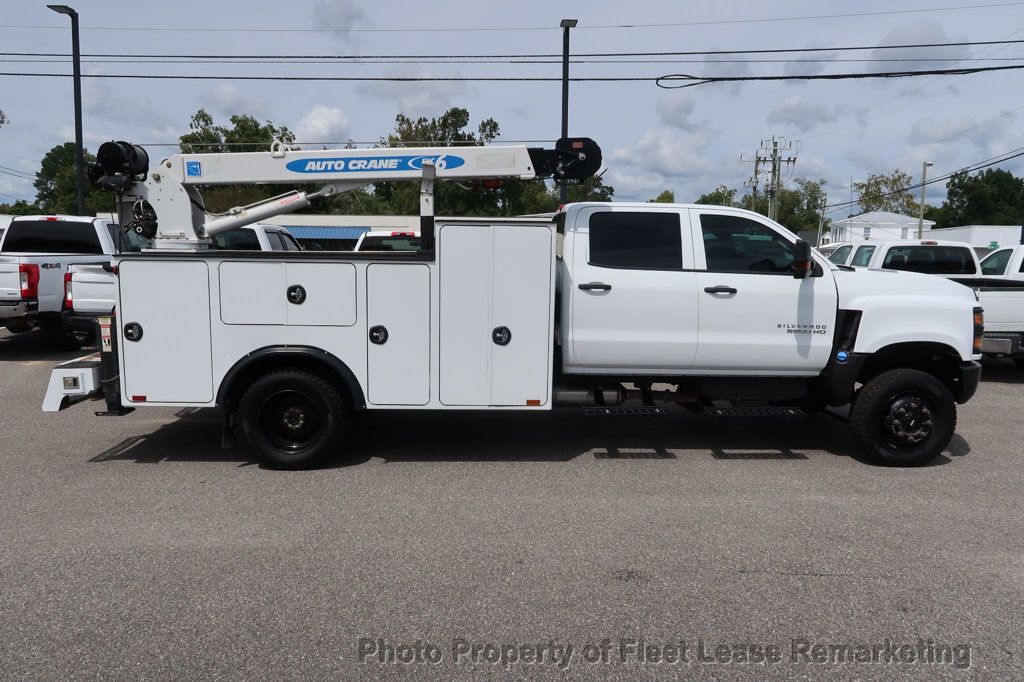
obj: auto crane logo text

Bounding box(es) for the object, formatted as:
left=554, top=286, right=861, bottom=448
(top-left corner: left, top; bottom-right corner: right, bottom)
left=285, top=154, right=466, bottom=173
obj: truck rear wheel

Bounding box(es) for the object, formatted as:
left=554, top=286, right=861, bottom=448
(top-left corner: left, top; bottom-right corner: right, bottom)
left=850, top=369, right=956, bottom=467
left=238, top=370, right=350, bottom=469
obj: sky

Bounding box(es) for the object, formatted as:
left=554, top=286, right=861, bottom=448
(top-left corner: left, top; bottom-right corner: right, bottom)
left=2, top=0, right=1024, bottom=220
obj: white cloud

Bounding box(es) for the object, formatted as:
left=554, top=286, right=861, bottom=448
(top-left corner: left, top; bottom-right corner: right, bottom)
left=784, top=45, right=836, bottom=78
left=200, top=85, right=268, bottom=118
left=610, top=128, right=717, bottom=179
left=295, top=105, right=351, bottom=143
left=868, top=20, right=968, bottom=72
left=311, top=0, right=367, bottom=46
left=766, top=96, right=847, bottom=132
left=355, top=67, right=467, bottom=117
left=82, top=77, right=173, bottom=129
left=656, top=93, right=702, bottom=130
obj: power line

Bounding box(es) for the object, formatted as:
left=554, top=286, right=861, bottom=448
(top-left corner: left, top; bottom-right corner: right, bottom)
left=656, top=63, right=1024, bottom=88
left=8, top=38, right=1024, bottom=60
left=5, top=63, right=1024, bottom=85
left=824, top=147, right=1024, bottom=214
left=1, top=2, right=1020, bottom=33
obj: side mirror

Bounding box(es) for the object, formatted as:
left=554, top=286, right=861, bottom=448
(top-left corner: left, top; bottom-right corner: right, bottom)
left=793, top=239, right=813, bottom=279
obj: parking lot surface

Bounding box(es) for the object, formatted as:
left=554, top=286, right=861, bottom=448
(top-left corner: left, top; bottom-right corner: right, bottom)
left=1, top=328, right=1022, bottom=679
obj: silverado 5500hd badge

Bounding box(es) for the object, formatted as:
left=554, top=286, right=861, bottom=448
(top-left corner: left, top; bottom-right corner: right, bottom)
left=285, top=154, right=465, bottom=173
left=778, top=323, right=828, bottom=335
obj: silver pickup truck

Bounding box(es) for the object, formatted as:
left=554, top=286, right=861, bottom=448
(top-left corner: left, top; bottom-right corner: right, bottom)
left=0, top=215, right=125, bottom=343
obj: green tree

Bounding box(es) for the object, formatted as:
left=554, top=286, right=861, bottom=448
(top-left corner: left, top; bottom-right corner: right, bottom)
left=0, top=199, right=39, bottom=215
left=854, top=170, right=917, bottom=214
left=33, top=142, right=111, bottom=215
left=930, top=168, right=1024, bottom=228
left=735, top=178, right=829, bottom=233
left=648, top=190, right=675, bottom=203
left=179, top=109, right=300, bottom=212
left=695, top=185, right=738, bottom=206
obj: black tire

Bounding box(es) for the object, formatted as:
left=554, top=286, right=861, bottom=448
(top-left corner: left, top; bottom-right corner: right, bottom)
left=238, top=370, right=350, bottom=469
left=850, top=369, right=956, bottom=467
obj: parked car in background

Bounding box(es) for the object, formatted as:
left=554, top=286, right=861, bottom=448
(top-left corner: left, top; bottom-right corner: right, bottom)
left=0, top=215, right=125, bottom=344
left=353, top=230, right=421, bottom=251
left=62, top=223, right=300, bottom=344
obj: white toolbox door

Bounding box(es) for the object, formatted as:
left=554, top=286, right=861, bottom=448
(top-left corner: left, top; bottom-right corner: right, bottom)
left=366, top=264, right=430, bottom=406
left=119, top=260, right=213, bottom=403
left=219, top=262, right=285, bottom=325
left=285, top=263, right=357, bottom=327
left=490, top=225, right=553, bottom=405
left=439, top=225, right=492, bottom=406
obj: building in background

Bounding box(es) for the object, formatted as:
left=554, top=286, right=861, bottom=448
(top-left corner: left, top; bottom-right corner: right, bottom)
left=930, top=225, right=1024, bottom=253
left=826, top=211, right=935, bottom=243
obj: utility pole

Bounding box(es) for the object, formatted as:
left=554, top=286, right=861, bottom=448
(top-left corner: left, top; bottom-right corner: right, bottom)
left=918, top=160, right=933, bottom=239
left=49, top=4, right=85, bottom=215
left=743, top=137, right=797, bottom=219
left=768, top=139, right=780, bottom=221
left=559, top=19, right=577, bottom=205
left=816, top=195, right=828, bottom=246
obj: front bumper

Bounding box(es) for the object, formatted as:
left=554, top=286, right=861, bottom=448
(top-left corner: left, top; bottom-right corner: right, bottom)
left=954, top=360, right=982, bottom=404
left=0, top=299, right=38, bottom=319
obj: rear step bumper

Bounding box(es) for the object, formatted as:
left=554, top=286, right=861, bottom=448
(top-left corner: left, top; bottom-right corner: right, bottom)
left=43, top=354, right=101, bottom=411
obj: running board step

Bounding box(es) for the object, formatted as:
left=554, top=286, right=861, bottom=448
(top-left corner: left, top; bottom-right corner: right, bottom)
left=582, top=407, right=667, bottom=416
left=704, top=407, right=804, bottom=418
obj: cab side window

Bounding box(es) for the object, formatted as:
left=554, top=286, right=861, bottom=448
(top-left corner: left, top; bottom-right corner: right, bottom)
left=981, top=249, right=1011, bottom=275
left=851, top=245, right=876, bottom=267
left=828, top=245, right=852, bottom=265
left=700, top=213, right=794, bottom=273
left=588, top=212, right=682, bottom=270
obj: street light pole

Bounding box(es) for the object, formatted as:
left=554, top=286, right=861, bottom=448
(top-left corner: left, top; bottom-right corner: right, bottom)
left=918, top=161, right=933, bottom=239
left=48, top=4, right=85, bottom=216
left=559, top=19, right=577, bottom=205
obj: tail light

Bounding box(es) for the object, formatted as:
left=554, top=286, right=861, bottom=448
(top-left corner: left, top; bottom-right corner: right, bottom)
left=63, top=271, right=73, bottom=311
left=19, top=263, right=39, bottom=300
left=973, top=307, right=985, bottom=352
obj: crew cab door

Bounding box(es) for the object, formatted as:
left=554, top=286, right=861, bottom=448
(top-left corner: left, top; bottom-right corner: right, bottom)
left=690, top=210, right=837, bottom=373
left=566, top=207, right=699, bottom=372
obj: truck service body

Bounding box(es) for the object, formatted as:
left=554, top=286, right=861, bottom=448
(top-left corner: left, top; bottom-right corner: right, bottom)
left=44, top=139, right=982, bottom=467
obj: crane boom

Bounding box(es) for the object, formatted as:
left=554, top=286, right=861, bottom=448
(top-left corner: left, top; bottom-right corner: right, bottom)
left=91, top=138, right=601, bottom=249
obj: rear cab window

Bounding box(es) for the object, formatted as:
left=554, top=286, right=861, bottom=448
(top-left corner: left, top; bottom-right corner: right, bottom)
left=881, top=245, right=977, bottom=275
left=1, top=220, right=103, bottom=254
left=210, top=228, right=262, bottom=251
left=358, top=235, right=423, bottom=252
left=851, top=245, right=876, bottom=267
left=588, top=212, right=681, bottom=270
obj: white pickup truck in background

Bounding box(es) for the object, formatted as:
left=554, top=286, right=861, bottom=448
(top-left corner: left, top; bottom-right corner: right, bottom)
left=63, top=224, right=301, bottom=340
left=353, top=230, right=421, bottom=251
left=0, top=215, right=125, bottom=343
left=826, top=239, right=982, bottom=277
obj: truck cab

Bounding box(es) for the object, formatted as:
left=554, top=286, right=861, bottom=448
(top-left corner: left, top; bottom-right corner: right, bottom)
left=827, top=239, right=981, bottom=278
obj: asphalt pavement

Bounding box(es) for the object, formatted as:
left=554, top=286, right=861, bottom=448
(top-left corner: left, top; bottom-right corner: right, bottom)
left=1, top=328, right=1022, bottom=679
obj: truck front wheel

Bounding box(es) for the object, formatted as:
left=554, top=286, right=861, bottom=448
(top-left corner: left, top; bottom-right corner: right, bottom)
left=850, top=369, right=956, bottom=467
left=238, top=370, right=350, bottom=469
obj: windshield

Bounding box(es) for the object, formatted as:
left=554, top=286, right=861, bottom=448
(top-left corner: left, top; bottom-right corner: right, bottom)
left=357, top=235, right=421, bottom=251
left=981, top=249, right=1011, bottom=276
left=881, top=245, right=978, bottom=275
left=1, top=220, right=103, bottom=254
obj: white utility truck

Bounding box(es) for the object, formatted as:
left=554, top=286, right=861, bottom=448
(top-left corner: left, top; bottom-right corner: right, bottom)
left=44, top=138, right=983, bottom=468
left=0, top=215, right=126, bottom=342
